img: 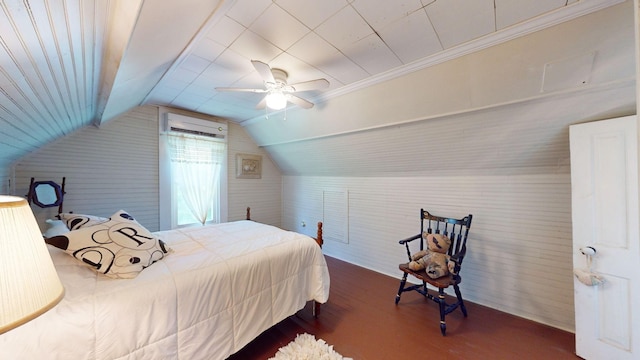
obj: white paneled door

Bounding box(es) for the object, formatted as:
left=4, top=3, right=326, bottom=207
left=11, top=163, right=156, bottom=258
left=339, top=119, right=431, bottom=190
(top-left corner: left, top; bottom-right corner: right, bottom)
left=569, top=115, right=640, bottom=359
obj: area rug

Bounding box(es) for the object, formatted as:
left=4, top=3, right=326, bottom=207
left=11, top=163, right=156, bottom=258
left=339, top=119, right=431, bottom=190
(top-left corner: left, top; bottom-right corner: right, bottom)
left=269, top=333, right=352, bottom=360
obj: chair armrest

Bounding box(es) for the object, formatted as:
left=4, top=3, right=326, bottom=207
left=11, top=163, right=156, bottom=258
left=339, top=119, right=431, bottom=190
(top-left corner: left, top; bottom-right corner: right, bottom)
left=398, top=234, right=421, bottom=245
left=449, top=253, right=462, bottom=266
left=449, top=247, right=466, bottom=274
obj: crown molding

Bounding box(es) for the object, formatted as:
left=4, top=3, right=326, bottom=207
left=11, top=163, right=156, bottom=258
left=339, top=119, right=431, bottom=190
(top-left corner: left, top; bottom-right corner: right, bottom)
left=323, top=0, right=625, bottom=99
left=242, top=0, right=625, bottom=126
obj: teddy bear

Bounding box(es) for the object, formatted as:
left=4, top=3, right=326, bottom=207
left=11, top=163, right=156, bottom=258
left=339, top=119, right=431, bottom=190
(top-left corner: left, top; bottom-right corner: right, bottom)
left=408, top=232, right=456, bottom=279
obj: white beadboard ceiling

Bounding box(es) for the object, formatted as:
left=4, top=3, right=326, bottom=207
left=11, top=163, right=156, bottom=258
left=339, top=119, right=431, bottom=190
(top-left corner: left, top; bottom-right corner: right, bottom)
left=0, top=0, right=634, bottom=174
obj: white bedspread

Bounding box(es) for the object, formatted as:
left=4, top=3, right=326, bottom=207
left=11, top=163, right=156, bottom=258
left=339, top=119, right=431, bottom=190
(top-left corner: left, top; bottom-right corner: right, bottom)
left=0, top=220, right=330, bottom=360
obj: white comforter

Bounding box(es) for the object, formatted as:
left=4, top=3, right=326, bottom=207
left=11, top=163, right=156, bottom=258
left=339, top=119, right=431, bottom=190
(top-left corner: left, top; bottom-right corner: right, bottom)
left=0, top=220, right=330, bottom=360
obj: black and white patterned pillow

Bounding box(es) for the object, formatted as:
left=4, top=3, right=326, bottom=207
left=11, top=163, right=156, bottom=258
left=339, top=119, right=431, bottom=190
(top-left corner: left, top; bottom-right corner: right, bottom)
left=58, top=212, right=109, bottom=230
left=46, top=210, right=170, bottom=279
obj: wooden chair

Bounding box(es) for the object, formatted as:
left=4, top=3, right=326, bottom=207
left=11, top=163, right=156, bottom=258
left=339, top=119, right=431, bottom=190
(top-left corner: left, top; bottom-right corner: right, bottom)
left=395, top=209, right=473, bottom=335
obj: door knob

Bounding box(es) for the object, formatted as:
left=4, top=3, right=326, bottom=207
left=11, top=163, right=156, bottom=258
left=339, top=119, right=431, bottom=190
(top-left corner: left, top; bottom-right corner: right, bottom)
left=580, top=246, right=596, bottom=256
left=575, top=246, right=604, bottom=286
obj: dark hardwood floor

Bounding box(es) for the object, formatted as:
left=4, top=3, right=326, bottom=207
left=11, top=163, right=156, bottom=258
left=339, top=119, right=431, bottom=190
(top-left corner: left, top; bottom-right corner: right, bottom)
left=228, top=256, right=578, bottom=359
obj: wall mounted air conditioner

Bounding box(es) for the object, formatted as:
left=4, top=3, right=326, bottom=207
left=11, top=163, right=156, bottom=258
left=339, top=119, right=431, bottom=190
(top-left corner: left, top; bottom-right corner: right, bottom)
left=164, top=113, right=227, bottom=140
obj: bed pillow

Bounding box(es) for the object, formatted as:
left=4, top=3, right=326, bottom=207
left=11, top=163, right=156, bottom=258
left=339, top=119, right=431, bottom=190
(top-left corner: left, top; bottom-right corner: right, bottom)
left=42, top=219, right=69, bottom=238
left=46, top=210, right=171, bottom=279
left=59, top=212, right=109, bottom=230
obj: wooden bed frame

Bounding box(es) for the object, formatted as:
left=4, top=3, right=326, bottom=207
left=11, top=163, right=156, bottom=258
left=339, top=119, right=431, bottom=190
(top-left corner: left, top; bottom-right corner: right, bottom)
left=246, top=207, right=324, bottom=316
left=245, top=207, right=323, bottom=248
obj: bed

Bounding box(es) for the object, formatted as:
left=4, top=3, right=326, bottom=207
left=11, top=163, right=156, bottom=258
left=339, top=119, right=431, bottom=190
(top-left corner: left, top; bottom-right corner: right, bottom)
left=0, top=213, right=330, bottom=360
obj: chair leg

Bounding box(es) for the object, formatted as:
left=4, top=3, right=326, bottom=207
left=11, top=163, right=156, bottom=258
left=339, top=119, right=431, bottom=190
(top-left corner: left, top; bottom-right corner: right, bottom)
left=454, top=284, right=467, bottom=317
left=312, top=300, right=321, bottom=318
left=396, top=273, right=408, bottom=304
left=438, top=289, right=447, bottom=336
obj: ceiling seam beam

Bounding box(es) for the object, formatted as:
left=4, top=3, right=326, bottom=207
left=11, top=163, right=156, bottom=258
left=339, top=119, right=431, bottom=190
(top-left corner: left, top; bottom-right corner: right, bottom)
left=258, top=78, right=635, bottom=148
left=140, top=0, right=238, bottom=106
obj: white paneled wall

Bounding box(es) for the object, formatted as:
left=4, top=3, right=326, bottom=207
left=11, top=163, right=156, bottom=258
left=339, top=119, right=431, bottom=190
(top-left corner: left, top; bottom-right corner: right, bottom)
left=0, top=168, right=10, bottom=194
left=15, top=106, right=160, bottom=230
left=8, top=101, right=576, bottom=332
left=13, top=105, right=282, bottom=231
left=227, top=121, right=282, bottom=226
left=282, top=174, right=575, bottom=331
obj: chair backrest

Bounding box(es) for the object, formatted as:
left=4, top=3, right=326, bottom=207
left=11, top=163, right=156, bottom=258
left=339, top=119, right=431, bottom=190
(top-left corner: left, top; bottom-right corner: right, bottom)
left=420, top=209, right=473, bottom=273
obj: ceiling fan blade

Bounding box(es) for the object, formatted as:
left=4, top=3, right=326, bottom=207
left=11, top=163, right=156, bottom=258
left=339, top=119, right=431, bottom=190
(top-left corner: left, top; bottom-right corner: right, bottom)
left=251, top=60, right=275, bottom=83
left=215, top=87, right=267, bottom=93
left=288, top=94, right=314, bottom=109
left=256, top=95, right=267, bottom=110
left=289, top=78, right=330, bottom=92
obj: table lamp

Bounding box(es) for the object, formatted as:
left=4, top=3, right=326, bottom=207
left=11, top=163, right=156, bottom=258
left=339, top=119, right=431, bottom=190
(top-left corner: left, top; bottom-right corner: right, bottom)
left=0, top=195, right=64, bottom=334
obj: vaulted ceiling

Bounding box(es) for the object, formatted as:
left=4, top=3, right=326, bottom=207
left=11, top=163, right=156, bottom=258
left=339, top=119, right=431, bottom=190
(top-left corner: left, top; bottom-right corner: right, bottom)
left=0, top=0, right=635, bottom=173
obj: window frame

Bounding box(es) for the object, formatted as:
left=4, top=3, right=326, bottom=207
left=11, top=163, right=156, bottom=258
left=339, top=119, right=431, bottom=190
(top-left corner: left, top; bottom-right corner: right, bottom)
left=158, top=109, right=228, bottom=230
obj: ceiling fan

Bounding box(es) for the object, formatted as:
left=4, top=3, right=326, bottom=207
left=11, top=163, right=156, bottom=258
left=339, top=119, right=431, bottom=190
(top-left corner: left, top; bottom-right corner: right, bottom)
left=216, top=60, right=329, bottom=110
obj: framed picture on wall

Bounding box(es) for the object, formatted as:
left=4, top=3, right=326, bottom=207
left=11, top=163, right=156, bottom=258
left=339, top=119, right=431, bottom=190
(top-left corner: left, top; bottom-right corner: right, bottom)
left=236, top=153, right=262, bottom=179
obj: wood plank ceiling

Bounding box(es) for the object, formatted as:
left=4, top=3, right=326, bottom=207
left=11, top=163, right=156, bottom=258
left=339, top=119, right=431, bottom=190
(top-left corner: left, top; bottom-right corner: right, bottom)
left=0, top=0, right=629, bottom=170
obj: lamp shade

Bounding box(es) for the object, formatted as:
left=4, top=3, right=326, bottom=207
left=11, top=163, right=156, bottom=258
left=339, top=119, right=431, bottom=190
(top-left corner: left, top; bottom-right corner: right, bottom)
left=0, top=196, right=64, bottom=334
left=265, top=91, right=287, bottom=110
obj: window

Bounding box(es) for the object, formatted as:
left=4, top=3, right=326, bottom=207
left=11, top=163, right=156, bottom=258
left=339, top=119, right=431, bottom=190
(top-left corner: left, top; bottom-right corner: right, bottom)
left=159, top=112, right=227, bottom=230
left=167, top=134, right=224, bottom=226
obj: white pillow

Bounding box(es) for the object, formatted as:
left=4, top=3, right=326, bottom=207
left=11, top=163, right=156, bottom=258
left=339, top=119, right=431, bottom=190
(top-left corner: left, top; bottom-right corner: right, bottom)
left=46, top=210, right=170, bottom=279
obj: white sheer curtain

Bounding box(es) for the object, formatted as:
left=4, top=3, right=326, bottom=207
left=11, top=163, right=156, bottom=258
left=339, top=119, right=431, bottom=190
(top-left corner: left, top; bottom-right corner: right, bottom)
left=167, top=134, right=224, bottom=226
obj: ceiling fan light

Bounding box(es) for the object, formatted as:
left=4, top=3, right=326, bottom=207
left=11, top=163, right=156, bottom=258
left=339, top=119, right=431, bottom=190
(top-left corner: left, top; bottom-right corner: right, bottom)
left=266, top=92, right=287, bottom=110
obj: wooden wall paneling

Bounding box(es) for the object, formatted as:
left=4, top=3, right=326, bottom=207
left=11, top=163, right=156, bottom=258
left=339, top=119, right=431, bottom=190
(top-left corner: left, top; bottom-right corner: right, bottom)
left=322, top=189, right=349, bottom=244
left=0, top=167, right=10, bottom=194
left=14, top=105, right=160, bottom=230
left=281, top=173, right=574, bottom=331
left=14, top=105, right=284, bottom=232
left=227, top=122, right=282, bottom=226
